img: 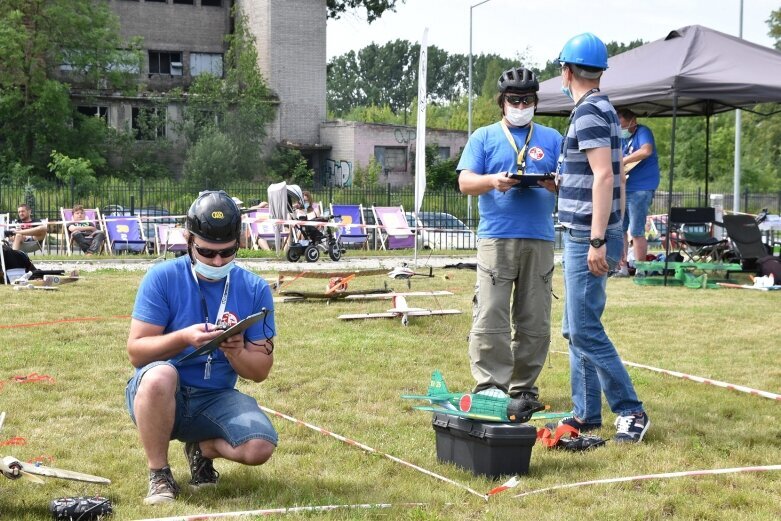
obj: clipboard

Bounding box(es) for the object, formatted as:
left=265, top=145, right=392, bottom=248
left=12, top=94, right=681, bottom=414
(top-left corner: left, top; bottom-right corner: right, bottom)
left=178, top=310, right=268, bottom=363
left=506, top=172, right=555, bottom=187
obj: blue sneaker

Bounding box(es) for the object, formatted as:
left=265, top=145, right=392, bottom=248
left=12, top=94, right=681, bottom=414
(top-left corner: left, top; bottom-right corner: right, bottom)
left=556, top=416, right=602, bottom=433
left=614, top=412, right=650, bottom=443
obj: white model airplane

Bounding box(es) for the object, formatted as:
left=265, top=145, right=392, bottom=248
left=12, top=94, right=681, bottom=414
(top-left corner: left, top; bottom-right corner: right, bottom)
left=338, top=294, right=461, bottom=326
left=0, top=412, right=110, bottom=485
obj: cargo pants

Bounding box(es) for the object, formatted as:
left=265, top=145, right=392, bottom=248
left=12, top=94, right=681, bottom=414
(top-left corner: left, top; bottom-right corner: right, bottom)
left=468, top=238, right=554, bottom=397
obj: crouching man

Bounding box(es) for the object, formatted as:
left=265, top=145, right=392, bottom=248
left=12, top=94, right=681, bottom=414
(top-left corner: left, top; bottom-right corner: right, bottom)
left=125, top=191, right=277, bottom=505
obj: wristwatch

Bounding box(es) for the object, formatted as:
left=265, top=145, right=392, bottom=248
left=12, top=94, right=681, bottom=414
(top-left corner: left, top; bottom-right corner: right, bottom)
left=589, top=237, right=606, bottom=248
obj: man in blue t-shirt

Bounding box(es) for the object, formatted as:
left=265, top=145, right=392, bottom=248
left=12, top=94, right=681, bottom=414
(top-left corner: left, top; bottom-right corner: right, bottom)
left=125, top=191, right=277, bottom=505
left=557, top=33, right=649, bottom=444
left=457, top=66, right=561, bottom=417
left=616, top=108, right=660, bottom=275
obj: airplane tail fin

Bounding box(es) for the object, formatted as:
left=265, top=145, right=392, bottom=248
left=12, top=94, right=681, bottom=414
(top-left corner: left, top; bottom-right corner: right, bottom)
left=427, top=370, right=448, bottom=396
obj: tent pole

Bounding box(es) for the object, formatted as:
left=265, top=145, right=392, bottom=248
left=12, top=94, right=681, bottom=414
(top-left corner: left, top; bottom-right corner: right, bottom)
left=663, top=95, right=678, bottom=287
left=705, top=112, right=710, bottom=203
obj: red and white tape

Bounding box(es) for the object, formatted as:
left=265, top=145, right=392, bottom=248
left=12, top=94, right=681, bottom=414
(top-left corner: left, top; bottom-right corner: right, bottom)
left=552, top=350, right=781, bottom=401
left=260, top=406, right=488, bottom=500
left=132, top=502, right=436, bottom=521
left=512, top=464, right=781, bottom=498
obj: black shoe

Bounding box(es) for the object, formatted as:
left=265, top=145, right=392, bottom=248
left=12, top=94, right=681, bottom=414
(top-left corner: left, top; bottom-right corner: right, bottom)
left=553, top=416, right=603, bottom=433
left=183, top=442, right=219, bottom=488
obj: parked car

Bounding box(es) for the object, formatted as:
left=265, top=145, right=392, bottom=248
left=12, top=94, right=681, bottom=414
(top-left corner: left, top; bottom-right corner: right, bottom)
left=405, top=211, right=477, bottom=250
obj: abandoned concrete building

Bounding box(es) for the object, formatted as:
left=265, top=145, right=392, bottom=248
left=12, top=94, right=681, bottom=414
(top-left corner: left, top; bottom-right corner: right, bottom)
left=80, top=0, right=465, bottom=186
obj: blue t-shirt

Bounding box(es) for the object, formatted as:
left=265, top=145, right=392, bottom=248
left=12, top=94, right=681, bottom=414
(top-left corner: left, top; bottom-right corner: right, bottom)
left=622, top=124, right=660, bottom=192
left=558, top=94, right=623, bottom=231
left=131, top=255, right=275, bottom=389
left=457, top=121, right=561, bottom=240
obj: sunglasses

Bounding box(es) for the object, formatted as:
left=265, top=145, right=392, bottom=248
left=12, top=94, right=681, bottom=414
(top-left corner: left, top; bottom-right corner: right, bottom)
left=505, top=94, right=537, bottom=106
left=193, top=243, right=239, bottom=259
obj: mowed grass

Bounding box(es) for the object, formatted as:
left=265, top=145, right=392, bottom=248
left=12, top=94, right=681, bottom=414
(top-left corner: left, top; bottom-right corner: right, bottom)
left=0, top=265, right=779, bottom=520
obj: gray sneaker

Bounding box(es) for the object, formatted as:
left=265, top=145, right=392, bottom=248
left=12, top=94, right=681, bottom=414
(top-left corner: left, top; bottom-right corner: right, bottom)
left=184, top=442, right=219, bottom=488
left=144, top=466, right=179, bottom=505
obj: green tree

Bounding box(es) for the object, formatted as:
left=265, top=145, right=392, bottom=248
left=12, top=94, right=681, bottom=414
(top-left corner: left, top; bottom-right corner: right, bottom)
left=178, top=10, right=275, bottom=182
left=768, top=7, right=781, bottom=50
left=327, top=0, right=404, bottom=22
left=0, top=0, right=141, bottom=178
left=183, top=127, right=238, bottom=188
left=47, top=150, right=97, bottom=196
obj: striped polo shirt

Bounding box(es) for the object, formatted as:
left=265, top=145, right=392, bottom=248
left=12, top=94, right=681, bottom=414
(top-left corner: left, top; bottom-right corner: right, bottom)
left=558, top=94, right=623, bottom=231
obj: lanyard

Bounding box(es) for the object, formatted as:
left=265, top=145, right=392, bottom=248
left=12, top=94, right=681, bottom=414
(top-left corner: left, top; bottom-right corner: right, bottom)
left=500, top=121, right=534, bottom=175
left=555, top=88, right=601, bottom=177
left=190, top=266, right=231, bottom=380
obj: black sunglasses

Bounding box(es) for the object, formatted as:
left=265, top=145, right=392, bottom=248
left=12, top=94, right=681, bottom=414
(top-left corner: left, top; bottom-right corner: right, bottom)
left=505, top=94, right=537, bottom=106
left=193, top=243, right=239, bottom=259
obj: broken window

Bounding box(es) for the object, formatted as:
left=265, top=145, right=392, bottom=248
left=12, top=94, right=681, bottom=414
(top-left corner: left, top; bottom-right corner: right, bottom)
left=190, top=53, right=223, bottom=77
left=132, top=106, right=167, bottom=140
left=148, top=51, right=183, bottom=76
left=201, top=0, right=222, bottom=6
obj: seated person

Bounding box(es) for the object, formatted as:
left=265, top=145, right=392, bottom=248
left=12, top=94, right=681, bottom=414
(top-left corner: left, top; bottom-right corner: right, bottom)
left=8, top=204, right=47, bottom=253
left=1, top=243, right=36, bottom=283
left=69, top=205, right=106, bottom=256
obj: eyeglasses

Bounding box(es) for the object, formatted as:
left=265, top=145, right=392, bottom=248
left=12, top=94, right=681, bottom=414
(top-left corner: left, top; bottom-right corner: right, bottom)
left=505, top=94, right=537, bottom=106
left=193, top=243, right=239, bottom=258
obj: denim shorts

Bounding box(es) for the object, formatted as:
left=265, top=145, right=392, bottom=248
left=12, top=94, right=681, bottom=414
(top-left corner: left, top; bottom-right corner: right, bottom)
left=622, top=190, right=654, bottom=238
left=125, top=361, right=278, bottom=447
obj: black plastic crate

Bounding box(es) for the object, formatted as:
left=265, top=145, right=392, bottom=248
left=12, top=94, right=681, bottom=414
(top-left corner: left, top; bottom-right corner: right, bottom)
left=432, top=412, right=536, bottom=479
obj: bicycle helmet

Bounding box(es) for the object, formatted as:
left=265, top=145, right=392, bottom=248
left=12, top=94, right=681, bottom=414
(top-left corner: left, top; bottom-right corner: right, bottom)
left=558, top=33, right=609, bottom=70
left=186, top=190, right=242, bottom=243
left=497, top=67, right=539, bottom=93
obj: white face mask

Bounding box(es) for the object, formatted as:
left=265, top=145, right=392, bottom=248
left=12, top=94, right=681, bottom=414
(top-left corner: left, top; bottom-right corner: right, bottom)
left=505, top=106, right=534, bottom=127
left=620, top=128, right=632, bottom=139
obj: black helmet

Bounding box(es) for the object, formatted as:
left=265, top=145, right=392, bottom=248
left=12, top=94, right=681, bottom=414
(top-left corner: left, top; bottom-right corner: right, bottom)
left=186, top=190, right=242, bottom=243
left=497, top=67, right=539, bottom=93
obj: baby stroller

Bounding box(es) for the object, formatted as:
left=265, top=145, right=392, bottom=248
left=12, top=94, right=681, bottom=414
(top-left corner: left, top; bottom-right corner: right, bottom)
left=287, top=213, right=345, bottom=263
left=267, top=182, right=344, bottom=263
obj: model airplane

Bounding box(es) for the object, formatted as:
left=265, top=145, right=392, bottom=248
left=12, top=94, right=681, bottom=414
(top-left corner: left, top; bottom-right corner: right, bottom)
left=11, top=270, right=79, bottom=291
left=278, top=287, right=392, bottom=302
left=401, top=371, right=567, bottom=423
left=338, top=294, right=461, bottom=326
left=388, top=265, right=434, bottom=279
left=0, top=412, right=110, bottom=485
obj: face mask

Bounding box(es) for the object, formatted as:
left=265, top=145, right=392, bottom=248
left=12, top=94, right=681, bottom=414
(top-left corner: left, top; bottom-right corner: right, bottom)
left=560, top=70, right=573, bottom=100
left=304, top=202, right=310, bottom=210
left=194, top=258, right=234, bottom=280
left=620, top=128, right=632, bottom=139
left=505, top=106, right=534, bottom=127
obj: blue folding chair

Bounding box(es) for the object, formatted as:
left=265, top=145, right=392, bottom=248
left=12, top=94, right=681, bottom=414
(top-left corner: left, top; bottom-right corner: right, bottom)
left=330, top=204, right=369, bottom=250
left=104, top=216, right=148, bottom=254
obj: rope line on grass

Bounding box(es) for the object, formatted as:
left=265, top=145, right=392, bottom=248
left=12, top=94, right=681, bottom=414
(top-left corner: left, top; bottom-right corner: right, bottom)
left=0, top=315, right=130, bottom=330
left=511, top=465, right=781, bottom=498
left=260, top=405, right=488, bottom=500
left=131, top=502, right=441, bottom=521
left=551, top=350, right=781, bottom=401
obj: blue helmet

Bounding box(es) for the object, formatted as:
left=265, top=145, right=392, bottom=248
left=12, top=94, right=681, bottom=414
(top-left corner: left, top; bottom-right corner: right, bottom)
left=558, top=33, right=609, bottom=70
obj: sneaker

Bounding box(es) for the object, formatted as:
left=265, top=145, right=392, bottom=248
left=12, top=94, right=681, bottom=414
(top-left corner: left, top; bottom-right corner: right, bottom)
left=610, top=267, right=630, bottom=278
left=556, top=416, right=603, bottom=433
left=184, top=442, right=219, bottom=488
left=614, top=412, right=650, bottom=443
left=144, top=466, right=179, bottom=505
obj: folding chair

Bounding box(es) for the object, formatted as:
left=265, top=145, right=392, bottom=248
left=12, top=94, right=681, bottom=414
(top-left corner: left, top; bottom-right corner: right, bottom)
left=721, top=214, right=774, bottom=271
left=666, top=207, right=728, bottom=263
left=246, top=208, right=288, bottom=251
left=103, top=216, right=148, bottom=254
left=0, top=215, right=8, bottom=284
left=330, top=204, right=369, bottom=250
left=61, top=207, right=104, bottom=255
left=372, top=205, right=415, bottom=250
left=155, top=224, right=188, bottom=257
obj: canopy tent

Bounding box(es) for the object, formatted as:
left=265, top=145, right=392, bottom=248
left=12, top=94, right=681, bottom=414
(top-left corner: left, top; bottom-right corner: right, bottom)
left=536, top=25, right=781, bottom=118
left=535, top=25, right=781, bottom=284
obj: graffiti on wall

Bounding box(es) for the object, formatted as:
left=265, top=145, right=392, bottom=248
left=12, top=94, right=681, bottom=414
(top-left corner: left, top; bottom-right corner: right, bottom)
left=324, top=159, right=353, bottom=187
left=394, top=128, right=416, bottom=144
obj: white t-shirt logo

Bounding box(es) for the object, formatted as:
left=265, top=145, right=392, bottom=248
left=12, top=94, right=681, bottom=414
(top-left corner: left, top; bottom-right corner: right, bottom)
left=528, top=147, right=545, bottom=160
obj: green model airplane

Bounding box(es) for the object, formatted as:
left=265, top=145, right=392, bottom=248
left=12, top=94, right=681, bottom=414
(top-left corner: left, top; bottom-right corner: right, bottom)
left=401, top=370, right=569, bottom=423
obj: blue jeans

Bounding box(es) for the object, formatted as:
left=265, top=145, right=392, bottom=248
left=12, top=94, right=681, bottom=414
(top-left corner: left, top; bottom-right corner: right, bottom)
left=126, top=361, right=278, bottom=447
left=561, top=227, right=644, bottom=424
left=622, top=190, right=655, bottom=238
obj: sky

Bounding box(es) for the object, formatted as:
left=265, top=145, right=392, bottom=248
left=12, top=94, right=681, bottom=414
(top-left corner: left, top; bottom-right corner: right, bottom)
left=326, top=0, right=779, bottom=68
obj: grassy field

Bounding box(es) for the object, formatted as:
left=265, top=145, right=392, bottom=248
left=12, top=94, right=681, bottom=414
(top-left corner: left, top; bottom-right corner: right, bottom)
left=0, top=264, right=779, bottom=520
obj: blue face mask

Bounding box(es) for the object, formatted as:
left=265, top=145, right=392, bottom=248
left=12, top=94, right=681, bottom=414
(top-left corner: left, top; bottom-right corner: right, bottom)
left=620, top=128, right=632, bottom=139
left=561, top=85, right=573, bottom=100
left=194, top=258, right=234, bottom=280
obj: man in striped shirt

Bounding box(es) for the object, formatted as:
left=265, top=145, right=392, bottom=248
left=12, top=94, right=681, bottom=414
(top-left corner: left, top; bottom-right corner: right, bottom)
left=556, top=33, right=650, bottom=444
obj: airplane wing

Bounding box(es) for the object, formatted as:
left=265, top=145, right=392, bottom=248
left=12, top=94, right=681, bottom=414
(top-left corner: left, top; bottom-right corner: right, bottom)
left=386, top=309, right=462, bottom=316
left=1, top=457, right=110, bottom=484
left=412, top=405, right=504, bottom=422
left=338, top=312, right=398, bottom=321
left=399, top=394, right=451, bottom=403
left=345, top=291, right=453, bottom=300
